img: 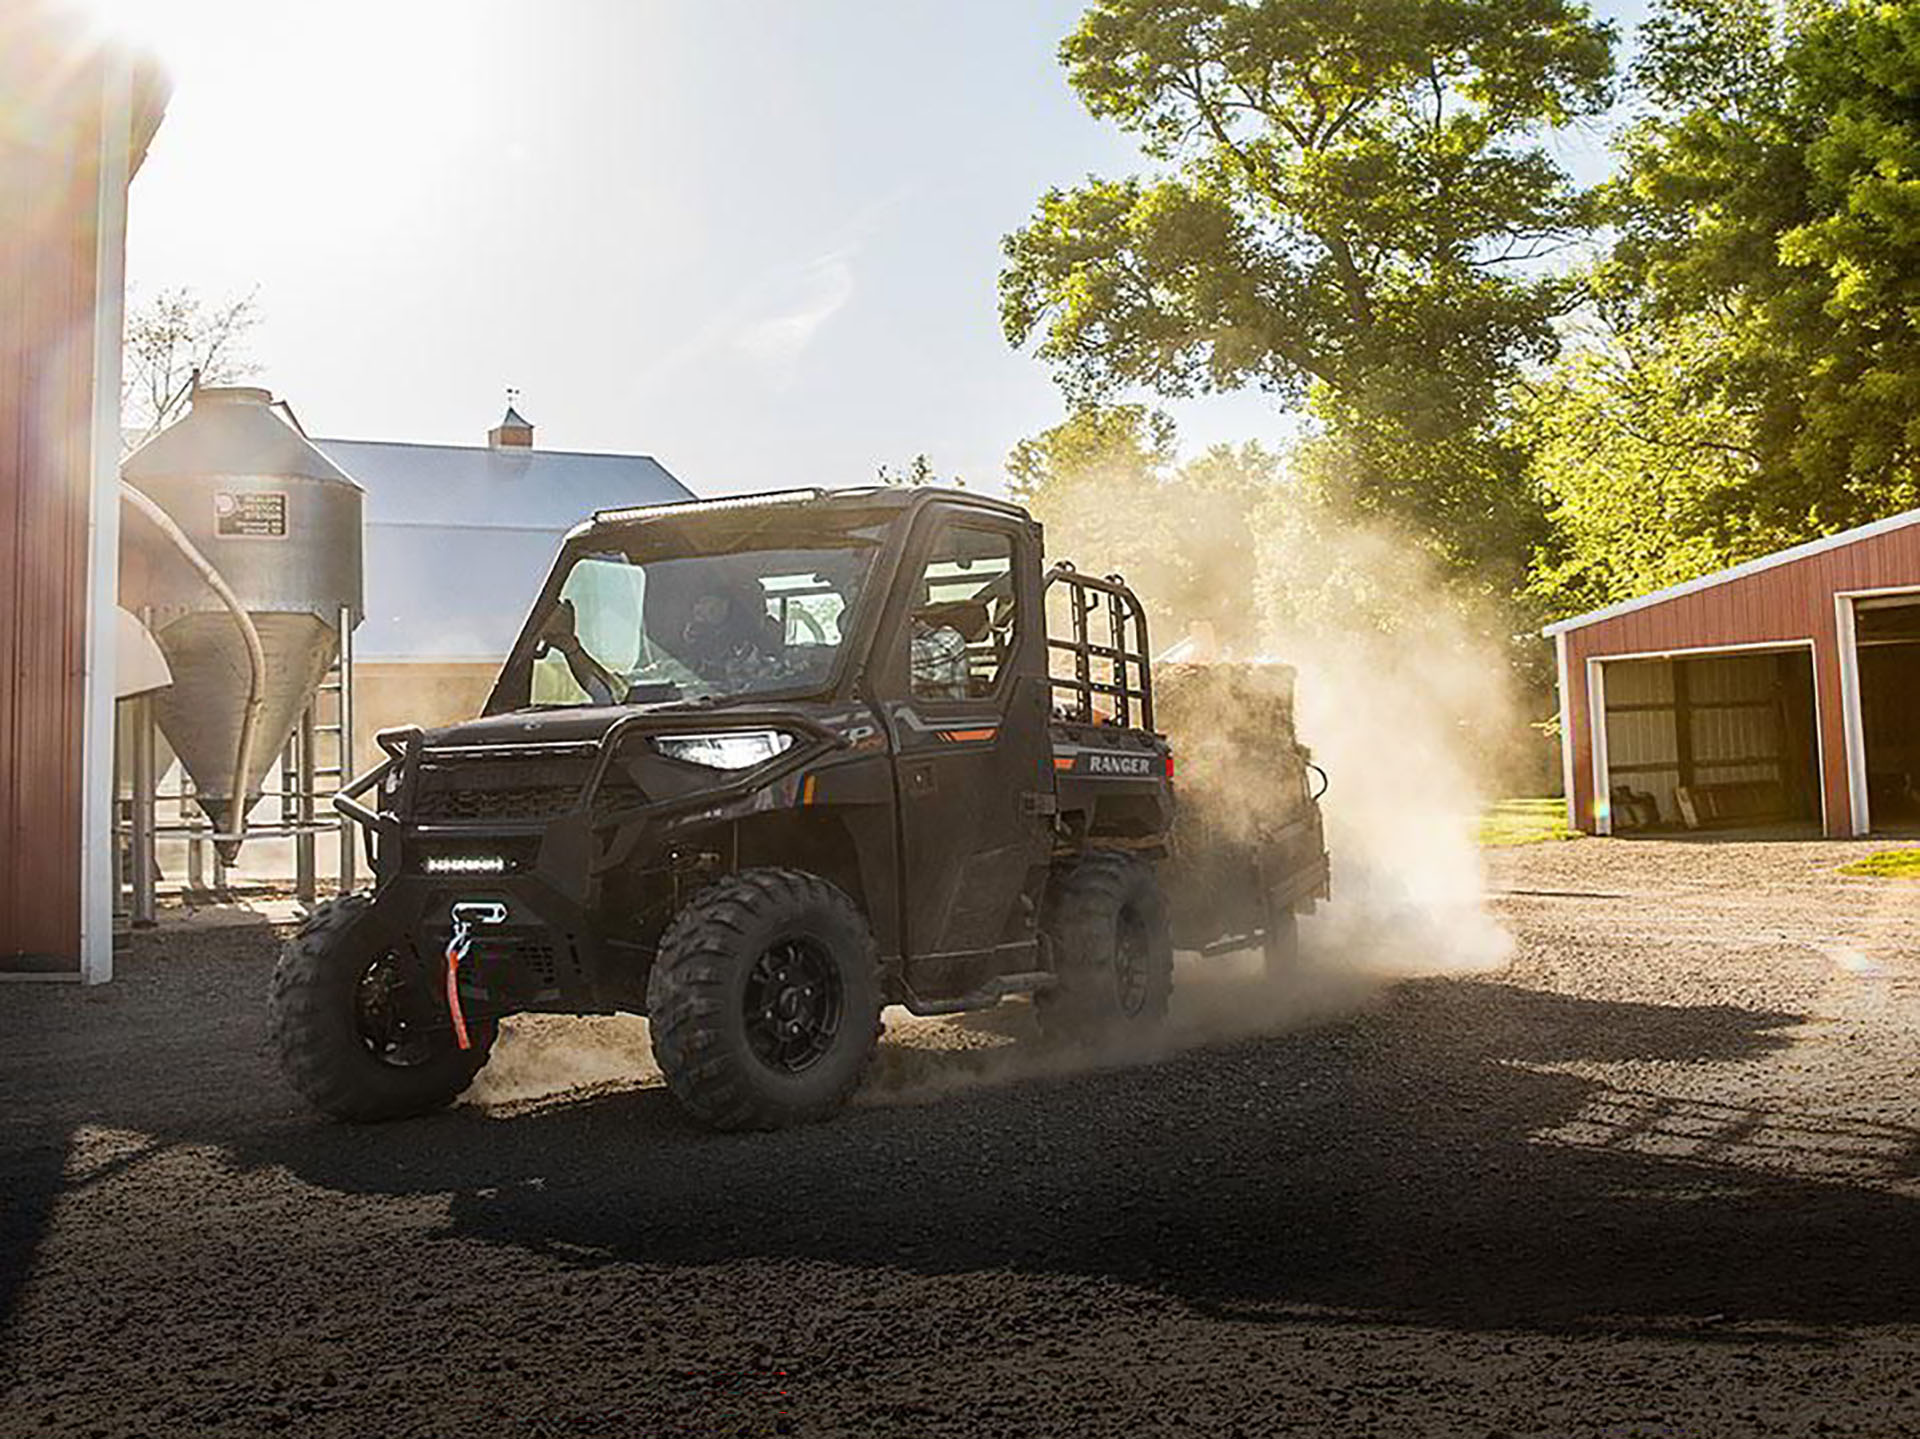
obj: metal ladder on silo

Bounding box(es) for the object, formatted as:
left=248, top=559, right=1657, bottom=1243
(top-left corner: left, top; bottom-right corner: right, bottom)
left=278, top=605, right=358, bottom=903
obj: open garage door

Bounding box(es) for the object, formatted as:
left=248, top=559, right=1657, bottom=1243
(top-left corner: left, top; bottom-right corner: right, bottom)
left=1855, top=597, right=1920, bottom=830
left=1598, top=649, right=1822, bottom=833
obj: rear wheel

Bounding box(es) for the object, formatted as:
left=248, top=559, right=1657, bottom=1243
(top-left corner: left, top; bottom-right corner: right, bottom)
left=646, top=869, right=882, bottom=1131
left=268, top=892, right=495, bottom=1121
left=1036, top=850, right=1173, bottom=1042
left=1262, top=899, right=1300, bottom=979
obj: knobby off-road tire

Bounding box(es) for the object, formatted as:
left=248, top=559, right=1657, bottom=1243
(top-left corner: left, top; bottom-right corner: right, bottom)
left=268, top=892, right=495, bottom=1122
left=1263, top=900, right=1300, bottom=979
left=1036, top=850, right=1174, bottom=1042
left=647, top=869, right=883, bottom=1132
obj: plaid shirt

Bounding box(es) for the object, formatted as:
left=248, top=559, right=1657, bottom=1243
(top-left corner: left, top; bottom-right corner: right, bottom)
left=910, top=622, right=969, bottom=700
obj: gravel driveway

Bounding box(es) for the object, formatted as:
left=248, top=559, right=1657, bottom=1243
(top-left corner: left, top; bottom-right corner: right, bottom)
left=3, top=836, right=1918, bottom=1437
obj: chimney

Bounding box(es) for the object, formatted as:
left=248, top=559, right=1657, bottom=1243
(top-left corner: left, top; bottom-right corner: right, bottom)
left=489, top=400, right=533, bottom=449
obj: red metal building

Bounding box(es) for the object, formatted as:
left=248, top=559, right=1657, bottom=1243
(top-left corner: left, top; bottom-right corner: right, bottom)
left=1548, top=508, right=1920, bottom=838
left=1, top=4, right=166, bottom=978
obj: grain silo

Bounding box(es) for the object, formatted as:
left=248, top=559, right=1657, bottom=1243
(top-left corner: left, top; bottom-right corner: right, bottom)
left=120, top=386, right=363, bottom=859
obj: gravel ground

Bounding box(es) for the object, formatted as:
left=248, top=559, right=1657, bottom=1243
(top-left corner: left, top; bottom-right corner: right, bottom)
left=4, top=836, right=1919, bottom=1437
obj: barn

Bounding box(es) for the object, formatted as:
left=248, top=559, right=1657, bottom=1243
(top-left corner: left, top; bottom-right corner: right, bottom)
left=2, top=11, right=167, bottom=979
left=313, top=405, right=690, bottom=773
left=1548, top=508, right=1920, bottom=838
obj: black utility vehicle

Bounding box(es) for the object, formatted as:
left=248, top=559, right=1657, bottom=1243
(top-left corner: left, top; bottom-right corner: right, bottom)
left=270, top=487, right=1328, bottom=1129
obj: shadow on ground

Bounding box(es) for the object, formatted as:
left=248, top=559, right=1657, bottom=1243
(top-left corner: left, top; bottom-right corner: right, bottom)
left=5, top=925, right=1919, bottom=1351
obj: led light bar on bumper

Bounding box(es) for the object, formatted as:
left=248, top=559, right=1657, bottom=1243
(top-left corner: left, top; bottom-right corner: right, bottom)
left=653, top=730, right=795, bottom=770
left=422, top=855, right=512, bottom=876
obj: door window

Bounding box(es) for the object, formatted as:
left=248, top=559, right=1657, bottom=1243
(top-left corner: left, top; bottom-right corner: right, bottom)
left=907, top=526, right=1018, bottom=701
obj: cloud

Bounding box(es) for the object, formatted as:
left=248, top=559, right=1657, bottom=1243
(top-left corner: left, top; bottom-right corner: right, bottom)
left=730, top=250, right=856, bottom=378
left=631, top=191, right=916, bottom=398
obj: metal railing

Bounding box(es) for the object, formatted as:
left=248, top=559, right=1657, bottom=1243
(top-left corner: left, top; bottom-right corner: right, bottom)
left=1044, top=563, right=1154, bottom=731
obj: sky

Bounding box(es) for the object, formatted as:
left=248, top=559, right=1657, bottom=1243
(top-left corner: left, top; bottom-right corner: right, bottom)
left=112, top=0, right=1648, bottom=498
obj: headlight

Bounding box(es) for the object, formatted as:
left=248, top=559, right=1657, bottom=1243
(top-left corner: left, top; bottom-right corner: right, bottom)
left=654, top=730, right=795, bottom=770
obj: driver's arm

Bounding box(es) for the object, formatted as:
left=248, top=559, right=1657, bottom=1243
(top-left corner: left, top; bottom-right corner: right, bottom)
left=540, top=600, right=623, bottom=705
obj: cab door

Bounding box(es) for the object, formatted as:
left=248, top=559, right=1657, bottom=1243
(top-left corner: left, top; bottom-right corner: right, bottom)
left=876, top=509, right=1052, bottom=994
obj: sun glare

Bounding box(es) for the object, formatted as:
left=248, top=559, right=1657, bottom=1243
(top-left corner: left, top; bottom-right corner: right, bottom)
left=65, top=0, right=177, bottom=56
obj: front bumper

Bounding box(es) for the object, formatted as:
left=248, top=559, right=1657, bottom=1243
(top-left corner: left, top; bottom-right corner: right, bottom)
left=332, top=712, right=847, bottom=1013
left=331, top=868, right=615, bottom=1015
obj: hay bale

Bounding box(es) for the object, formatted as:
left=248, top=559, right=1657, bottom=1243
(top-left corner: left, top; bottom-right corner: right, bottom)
left=1156, top=661, right=1315, bottom=940
left=1156, top=661, right=1309, bottom=841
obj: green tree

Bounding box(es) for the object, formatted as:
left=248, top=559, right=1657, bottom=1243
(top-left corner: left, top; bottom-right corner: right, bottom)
left=876, top=453, right=952, bottom=488
left=1601, top=0, right=1920, bottom=557
left=1522, top=314, right=1798, bottom=617
left=1008, top=405, right=1275, bottom=654
left=1000, top=0, right=1616, bottom=580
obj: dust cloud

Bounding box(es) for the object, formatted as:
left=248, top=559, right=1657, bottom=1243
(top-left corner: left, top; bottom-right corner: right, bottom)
left=1252, top=503, right=1517, bottom=984
left=464, top=1014, right=657, bottom=1111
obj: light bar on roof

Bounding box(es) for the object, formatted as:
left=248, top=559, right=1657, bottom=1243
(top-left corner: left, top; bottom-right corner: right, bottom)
left=594, top=488, right=825, bottom=525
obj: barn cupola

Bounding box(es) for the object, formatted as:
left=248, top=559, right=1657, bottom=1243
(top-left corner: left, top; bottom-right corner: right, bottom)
left=488, top=396, right=533, bottom=449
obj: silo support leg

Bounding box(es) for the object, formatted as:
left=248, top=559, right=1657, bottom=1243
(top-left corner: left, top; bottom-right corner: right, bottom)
left=130, top=696, right=157, bottom=928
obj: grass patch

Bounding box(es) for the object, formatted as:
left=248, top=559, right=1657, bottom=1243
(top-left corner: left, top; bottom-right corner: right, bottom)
left=1480, top=798, right=1580, bottom=848
left=1837, top=849, right=1920, bottom=879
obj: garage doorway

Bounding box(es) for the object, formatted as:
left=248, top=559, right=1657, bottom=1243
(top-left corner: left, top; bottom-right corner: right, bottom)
left=1854, top=596, right=1920, bottom=829
left=1597, top=648, right=1822, bottom=834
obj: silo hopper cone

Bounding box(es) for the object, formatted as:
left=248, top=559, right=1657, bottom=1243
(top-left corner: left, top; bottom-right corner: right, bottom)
left=149, top=611, right=340, bottom=861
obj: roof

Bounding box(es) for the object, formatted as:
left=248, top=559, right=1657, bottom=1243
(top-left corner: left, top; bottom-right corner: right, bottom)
left=311, top=437, right=688, bottom=528
left=1542, top=505, right=1920, bottom=638
left=582, top=483, right=1030, bottom=534
left=126, top=388, right=359, bottom=489
left=497, top=405, right=531, bottom=430
left=310, top=437, right=693, bottom=661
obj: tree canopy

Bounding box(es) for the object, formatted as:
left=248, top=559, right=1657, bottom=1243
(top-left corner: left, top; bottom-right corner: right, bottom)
left=1009, top=404, right=1274, bottom=654
left=1531, top=0, right=1920, bottom=616
left=1006, top=0, right=1920, bottom=647
left=1000, top=0, right=1617, bottom=579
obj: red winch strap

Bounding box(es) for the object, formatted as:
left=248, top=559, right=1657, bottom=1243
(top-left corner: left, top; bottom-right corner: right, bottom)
left=444, top=935, right=472, bottom=1051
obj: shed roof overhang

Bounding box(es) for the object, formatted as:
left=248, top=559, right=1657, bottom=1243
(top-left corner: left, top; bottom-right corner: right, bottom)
left=1542, top=506, right=1920, bottom=639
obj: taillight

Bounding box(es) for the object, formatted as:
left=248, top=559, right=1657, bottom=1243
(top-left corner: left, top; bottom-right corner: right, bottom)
left=1165, top=751, right=1175, bottom=780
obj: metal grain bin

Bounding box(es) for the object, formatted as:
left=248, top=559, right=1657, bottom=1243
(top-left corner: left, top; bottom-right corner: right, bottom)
left=121, top=387, right=363, bottom=850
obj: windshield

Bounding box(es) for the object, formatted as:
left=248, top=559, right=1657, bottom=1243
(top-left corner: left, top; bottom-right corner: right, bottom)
left=508, top=520, right=885, bottom=708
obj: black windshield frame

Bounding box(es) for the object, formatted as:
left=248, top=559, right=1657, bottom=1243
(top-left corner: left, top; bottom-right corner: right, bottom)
left=486, top=507, right=905, bottom=715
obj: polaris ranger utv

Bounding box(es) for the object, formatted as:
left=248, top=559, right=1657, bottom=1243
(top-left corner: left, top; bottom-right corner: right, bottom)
left=270, top=486, right=1328, bottom=1130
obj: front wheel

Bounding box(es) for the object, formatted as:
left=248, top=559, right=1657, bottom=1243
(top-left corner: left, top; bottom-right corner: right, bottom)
left=268, top=892, right=495, bottom=1121
left=1035, top=851, right=1174, bottom=1042
left=646, top=869, right=882, bottom=1131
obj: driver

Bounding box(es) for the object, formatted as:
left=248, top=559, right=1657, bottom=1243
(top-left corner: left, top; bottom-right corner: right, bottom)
left=681, top=582, right=784, bottom=686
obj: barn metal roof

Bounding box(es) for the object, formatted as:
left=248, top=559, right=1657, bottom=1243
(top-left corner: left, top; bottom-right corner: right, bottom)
left=312, top=437, right=687, bottom=528
left=1542, top=505, right=1920, bottom=638
left=310, top=437, right=692, bottom=661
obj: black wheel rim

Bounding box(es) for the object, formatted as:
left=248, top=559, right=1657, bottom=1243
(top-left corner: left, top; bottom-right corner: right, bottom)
left=743, top=936, right=844, bottom=1074
left=354, top=952, right=435, bottom=1068
left=1113, top=912, right=1150, bottom=1017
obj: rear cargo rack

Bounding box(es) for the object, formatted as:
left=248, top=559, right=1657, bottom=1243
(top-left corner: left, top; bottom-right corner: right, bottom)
left=1045, top=563, right=1154, bottom=730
